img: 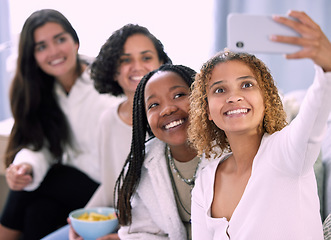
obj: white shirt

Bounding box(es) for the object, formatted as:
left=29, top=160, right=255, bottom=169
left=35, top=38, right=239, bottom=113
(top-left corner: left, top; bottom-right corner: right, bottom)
left=86, top=100, right=132, bottom=208
left=13, top=70, right=121, bottom=190
left=192, top=66, right=331, bottom=240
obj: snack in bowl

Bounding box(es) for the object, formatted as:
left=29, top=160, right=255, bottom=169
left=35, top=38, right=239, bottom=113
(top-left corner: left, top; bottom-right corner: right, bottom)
left=76, top=211, right=117, bottom=221
left=69, top=207, right=118, bottom=239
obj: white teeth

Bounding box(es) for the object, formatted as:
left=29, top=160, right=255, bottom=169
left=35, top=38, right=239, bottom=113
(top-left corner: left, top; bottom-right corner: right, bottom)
left=226, top=109, right=248, bottom=115
left=50, top=58, right=64, bottom=65
left=131, top=76, right=143, bottom=81
left=165, top=119, right=184, bottom=130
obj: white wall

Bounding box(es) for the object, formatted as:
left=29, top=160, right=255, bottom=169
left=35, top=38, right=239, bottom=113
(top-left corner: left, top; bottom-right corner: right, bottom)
left=8, top=0, right=215, bottom=72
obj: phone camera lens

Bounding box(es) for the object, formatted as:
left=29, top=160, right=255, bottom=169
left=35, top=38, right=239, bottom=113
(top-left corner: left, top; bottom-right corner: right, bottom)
left=236, top=41, right=244, bottom=48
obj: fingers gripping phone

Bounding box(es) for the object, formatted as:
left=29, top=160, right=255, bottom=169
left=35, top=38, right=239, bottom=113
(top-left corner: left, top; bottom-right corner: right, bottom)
left=227, top=13, right=302, bottom=54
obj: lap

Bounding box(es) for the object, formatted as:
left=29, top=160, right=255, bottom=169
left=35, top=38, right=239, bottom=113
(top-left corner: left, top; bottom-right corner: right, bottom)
left=40, top=224, right=70, bottom=240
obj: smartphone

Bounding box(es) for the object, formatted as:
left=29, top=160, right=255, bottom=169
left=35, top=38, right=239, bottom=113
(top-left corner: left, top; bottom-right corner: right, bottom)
left=227, top=13, right=302, bottom=54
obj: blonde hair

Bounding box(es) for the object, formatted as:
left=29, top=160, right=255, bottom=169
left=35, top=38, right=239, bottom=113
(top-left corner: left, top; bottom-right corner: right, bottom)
left=188, top=51, right=287, bottom=158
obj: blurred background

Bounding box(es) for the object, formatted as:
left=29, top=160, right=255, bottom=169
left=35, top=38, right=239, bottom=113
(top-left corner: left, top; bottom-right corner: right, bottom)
left=0, top=0, right=330, bottom=121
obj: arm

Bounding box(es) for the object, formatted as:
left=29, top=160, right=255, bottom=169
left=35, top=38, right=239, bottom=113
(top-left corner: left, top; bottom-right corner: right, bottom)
left=271, top=11, right=331, bottom=174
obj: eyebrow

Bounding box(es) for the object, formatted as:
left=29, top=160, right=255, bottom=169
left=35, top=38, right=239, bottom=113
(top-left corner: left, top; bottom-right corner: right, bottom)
left=208, top=75, right=256, bottom=89
left=121, top=50, right=155, bottom=57
left=145, top=85, right=188, bottom=102
left=35, top=31, right=67, bottom=46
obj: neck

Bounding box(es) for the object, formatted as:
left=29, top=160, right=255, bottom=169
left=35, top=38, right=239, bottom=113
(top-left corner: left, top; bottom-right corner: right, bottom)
left=118, top=97, right=134, bottom=126
left=226, top=132, right=263, bottom=173
left=168, top=143, right=197, bottom=163
left=56, top=64, right=84, bottom=93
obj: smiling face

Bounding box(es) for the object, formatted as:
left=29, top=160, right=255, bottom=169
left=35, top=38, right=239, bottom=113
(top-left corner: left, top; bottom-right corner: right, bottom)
left=206, top=60, right=265, bottom=136
left=116, top=33, right=162, bottom=97
left=145, top=71, right=190, bottom=147
left=33, top=22, right=79, bottom=79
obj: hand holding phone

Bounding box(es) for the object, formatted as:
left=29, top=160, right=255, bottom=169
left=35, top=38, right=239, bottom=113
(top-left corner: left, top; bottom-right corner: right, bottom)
left=227, top=13, right=302, bottom=54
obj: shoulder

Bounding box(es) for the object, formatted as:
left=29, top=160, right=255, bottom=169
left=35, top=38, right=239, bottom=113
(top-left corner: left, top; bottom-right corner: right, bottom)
left=98, top=101, right=123, bottom=126
left=197, top=153, right=229, bottom=180
left=145, top=138, right=166, bottom=155
left=144, top=138, right=166, bottom=164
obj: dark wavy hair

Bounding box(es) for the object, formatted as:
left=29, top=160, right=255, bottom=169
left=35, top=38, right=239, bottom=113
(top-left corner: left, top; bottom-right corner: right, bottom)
left=90, top=24, right=172, bottom=96
left=5, top=9, right=83, bottom=166
left=114, top=64, right=196, bottom=225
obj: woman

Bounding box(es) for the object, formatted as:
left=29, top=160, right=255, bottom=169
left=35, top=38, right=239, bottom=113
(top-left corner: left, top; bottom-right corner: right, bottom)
left=85, top=23, right=172, bottom=209
left=115, top=64, right=202, bottom=239
left=0, top=9, right=119, bottom=240
left=42, top=24, right=172, bottom=240
left=188, top=11, right=331, bottom=239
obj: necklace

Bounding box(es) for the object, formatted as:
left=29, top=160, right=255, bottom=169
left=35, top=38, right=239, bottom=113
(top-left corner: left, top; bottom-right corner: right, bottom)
left=166, top=145, right=200, bottom=188
left=166, top=145, right=201, bottom=217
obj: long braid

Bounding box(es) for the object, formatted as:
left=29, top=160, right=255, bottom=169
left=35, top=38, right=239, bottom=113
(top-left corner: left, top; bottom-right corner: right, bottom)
left=115, top=70, right=156, bottom=225
left=115, top=64, right=196, bottom=225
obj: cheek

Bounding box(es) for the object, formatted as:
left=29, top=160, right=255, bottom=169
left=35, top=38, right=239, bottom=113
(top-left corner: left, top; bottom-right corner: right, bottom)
left=66, top=43, right=78, bottom=58
left=206, top=98, right=219, bottom=121
left=147, top=61, right=162, bottom=71
left=146, top=114, right=157, bottom=133
left=34, top=52, right=44, bottom=67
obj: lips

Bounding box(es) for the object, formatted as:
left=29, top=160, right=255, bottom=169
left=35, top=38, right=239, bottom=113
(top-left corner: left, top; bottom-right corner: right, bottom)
left=164, top=119, right=185, bottom=130
left=225, top=108, right=248, bottom=116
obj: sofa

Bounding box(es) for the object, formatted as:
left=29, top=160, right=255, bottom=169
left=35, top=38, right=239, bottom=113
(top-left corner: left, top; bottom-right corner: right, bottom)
left=0, top=118, right=13, bottom=214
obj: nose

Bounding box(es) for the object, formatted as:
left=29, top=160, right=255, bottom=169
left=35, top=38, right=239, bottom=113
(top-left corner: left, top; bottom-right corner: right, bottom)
left=131, top=59, right=143, bottom=70
left=160, top=104, right=177, bottom=117
left=226, top=95, right=244, bottom=103
left=47, top=43, right=58, bottom=56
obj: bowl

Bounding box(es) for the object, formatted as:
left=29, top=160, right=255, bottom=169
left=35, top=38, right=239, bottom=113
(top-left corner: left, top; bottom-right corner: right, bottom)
left=69, top=207, right=118, bottom=240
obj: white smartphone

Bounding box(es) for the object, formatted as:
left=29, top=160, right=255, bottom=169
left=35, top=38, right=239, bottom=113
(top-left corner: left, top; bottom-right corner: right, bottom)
left=227, top=13, right=302, bottom=54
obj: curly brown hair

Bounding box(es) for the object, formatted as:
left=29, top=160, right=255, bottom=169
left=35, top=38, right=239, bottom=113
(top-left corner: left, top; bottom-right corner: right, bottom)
left=188, top=50, right=287, bottom=159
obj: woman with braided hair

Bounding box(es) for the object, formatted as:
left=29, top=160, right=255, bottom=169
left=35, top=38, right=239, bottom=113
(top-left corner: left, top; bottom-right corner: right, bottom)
left=42, top=24, right=172, bottom=240
left=115, top=64, right=203, bottom=240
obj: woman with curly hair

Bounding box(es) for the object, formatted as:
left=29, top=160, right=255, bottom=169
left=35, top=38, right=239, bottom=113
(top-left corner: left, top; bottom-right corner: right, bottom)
left=60, top=24, right=172, bottom=240
left=188, top=11, right=331, bottom=240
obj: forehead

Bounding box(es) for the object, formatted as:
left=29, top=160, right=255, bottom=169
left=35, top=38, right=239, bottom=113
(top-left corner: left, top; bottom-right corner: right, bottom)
left=123, top=33, right=156, bottom=54
left=34, top=22, right=65, bottom=41
left=210, top=60, right=254, bottom=82
left=145, top=71, right=187, bottom=95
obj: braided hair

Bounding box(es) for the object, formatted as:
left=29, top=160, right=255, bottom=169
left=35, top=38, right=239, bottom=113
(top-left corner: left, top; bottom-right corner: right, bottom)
left=115, top=64, right=196, bottom=225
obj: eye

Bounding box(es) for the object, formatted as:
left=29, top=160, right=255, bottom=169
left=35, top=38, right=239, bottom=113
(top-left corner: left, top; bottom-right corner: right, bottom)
left=174, top=92, right=186, bottom=99
left=56, top=36, right=67, bottom=44
left=214, top=88, right=225, bottom=94
left=142, top=56, right=153, bottom=61
left=147, top=102, right=158, bottom=110
left=242, top=82, right=253, bottom=89
left=120, top=58, right=131, bottom=64
left=35, top=44, right=46, bottom=52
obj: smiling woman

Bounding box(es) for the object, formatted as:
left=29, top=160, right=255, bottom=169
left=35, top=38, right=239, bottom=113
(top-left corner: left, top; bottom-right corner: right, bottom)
left=115, top=64, right=201, bottom=240
left=0, top=9, right=119, bottom=240
left=188, top=11, right=331, bottom=240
